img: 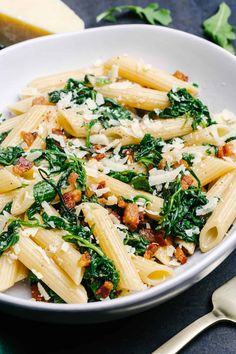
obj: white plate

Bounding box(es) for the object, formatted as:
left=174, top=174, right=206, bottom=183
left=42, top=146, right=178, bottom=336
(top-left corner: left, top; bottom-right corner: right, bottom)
left=0, top=25, right=236, bottom=323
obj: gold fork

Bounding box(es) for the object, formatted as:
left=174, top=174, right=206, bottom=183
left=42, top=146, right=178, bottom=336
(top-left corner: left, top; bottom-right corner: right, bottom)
left=152, top=276, right=236, bottom=354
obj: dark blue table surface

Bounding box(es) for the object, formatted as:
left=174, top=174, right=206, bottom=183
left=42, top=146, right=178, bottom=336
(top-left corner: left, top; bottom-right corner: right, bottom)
left=1, top=1, right=236, bottom=353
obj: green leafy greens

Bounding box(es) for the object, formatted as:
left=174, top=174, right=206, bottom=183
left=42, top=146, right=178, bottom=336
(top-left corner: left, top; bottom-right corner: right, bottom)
left=203, top=2, right=235, bottom=54
left=0, top=220, right=20, bottom=255
left=108, top=170, right=152, bottom=193
left=0, top=146, right=24, bottom=166
left=48, top=78, right=132, bottom=129
left=158, top=89, right=215, bottom=130
left=157, top=176, right=209, bottom=243
left=96, top=3, right=172, bottom=26
left=123, top=230, right=149, bottom=256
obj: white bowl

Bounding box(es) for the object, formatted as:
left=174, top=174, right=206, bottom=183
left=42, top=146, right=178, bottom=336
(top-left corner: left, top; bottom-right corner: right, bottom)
left=0, top=25, right=236, bottom=323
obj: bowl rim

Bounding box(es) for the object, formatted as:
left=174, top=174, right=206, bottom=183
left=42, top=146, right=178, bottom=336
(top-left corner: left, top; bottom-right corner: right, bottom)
left=0, top=24, right=236, bottom=313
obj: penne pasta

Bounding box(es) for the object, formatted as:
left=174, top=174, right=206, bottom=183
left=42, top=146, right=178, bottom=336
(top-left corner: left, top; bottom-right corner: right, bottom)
left=17, top=233, right=88, bottom=304
left=0, top=169, right=21, bottom=193
left=200, top=172, right=236, bottom=252
left=82, top=203, right=144, bottom=291
left=0, top=256, right=25, bottom=292
left=104, top=55, right=198, bottom=95
left=131, top=255, right=173, bottom=286
left=86, top=172, right=163, bottom=219
left=33, top=228, right=84, bottom=285
left=192, top=157, right=236, bottom=186
left=97, top=84, right=169, bottom=110
left=183, top=124, right=231, bottom=146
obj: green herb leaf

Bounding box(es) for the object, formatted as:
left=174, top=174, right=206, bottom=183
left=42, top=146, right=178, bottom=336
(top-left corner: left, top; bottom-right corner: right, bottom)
left=182, top=153, right=195, bottom=166
left=33, top=181, right=57, bottom=204
left=203, top=2, right=236, bottom=54
left=108, top=170, right=152, bottom=192
left=157, top=176, right=209, bottom=243
left=123, top=230, right=149, bottom=256
left=96, top=3, right=172, bottom=26
left=158, top=89, right=215, bottom=130
left=0, top=130, right=10, bottom=144
left=0, top=146, right=24, bottom=166
left=0, top=220, right=20, bottom=255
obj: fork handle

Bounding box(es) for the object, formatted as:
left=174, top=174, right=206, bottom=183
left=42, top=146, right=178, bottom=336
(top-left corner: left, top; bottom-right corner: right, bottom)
left=151, top=310, right=224, bottom=354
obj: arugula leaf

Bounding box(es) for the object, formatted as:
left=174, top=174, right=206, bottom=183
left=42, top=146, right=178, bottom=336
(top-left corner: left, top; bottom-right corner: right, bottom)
left=0, top=202, right=12, bottom=215
left=63, top=227, right=120, bottom=300
left=96, top=3, right=172, bottom=26
left=0, top=220, right=20, bottom=255
left=49, top=79, right=132, bottom=129
left=203, top=2, right=236, bottom=54
left=33, top=181, right=57, bottom=204
left=157, top=176, right=209, bottom=243
left=83, top=253, right=120, bottom=301
left=120, top=133, right=164, bottom=169
left=123, top=230, right=149, bottom=256
left=0, top=130, right=10, bottom=144
left=182, top=153, right=195, bottom=166
left=158, top=89, right=215, bottom=130
left=108, top=170, right=152, bottom=192
left=226, top=135, right=236, bottom=143
left=57, top=157, right=86, bottom=191
left=0, top=146, right=24, bottom=166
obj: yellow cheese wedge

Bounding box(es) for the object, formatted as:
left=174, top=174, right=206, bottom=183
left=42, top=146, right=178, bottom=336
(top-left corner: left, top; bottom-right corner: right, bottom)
left=0, top=0, right=84, bottom=45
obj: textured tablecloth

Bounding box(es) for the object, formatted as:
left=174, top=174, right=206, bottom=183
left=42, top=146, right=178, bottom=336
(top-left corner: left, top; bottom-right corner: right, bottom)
left=1, top=1, right=236, bottom=353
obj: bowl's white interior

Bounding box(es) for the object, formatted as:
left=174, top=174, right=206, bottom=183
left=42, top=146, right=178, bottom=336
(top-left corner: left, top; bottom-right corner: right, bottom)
left=0, top=25, right=236, bottom=311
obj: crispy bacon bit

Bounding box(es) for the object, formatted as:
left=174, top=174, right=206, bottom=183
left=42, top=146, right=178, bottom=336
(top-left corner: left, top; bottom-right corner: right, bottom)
left=32, top=96, right=51, bottom=106
left=78, top=251, right=92, bottom=267
left=217, top=146, right=224, bottom=158
left=123, top=203, right=140, bottom=231
left=85, top=188, right=94, bottom=198
left=175, top=246, right=187, bottom=264
left=21, top=131, right=38, bottom=147
left=173, top=159, right=189, bottom=169
left=98, top=197, right=107, bottom=205
left=173, top=70, right=189, bottom=82
left=155, top=231, right=171, bottom=246
left=94, top=153, right=106, bottom=161
left=217, top=143, right=234, bottom=158
left=62, top=190, right=82, bottom=209
left=52, top=128, right=64, bottom=136
left=181, top=175, right=194, bottom=190
left=13, top=157, right=33, bottom=176
left=96, top=281, right=114, bottom=299
left=97, top=181, right=106, bottom=189
left=158, top=159, right=167, bottom=170
left=31, top=284, right=44, bottom=302
left=67, top=172, right=79, bottom=186
left=118, top=197, right=127, bottom=208
left=144, top=243, right=159, bottom=260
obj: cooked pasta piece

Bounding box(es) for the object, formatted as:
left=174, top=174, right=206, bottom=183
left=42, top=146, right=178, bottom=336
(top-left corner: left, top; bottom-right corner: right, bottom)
left=82, top=203, right=144, bottom=291
left=86, top=173, right=163, bottom=219
left=0, top=169, right=21, bottom=193
left=0, top=115, right=24, bottom=134
left=33, top=228, right=84, bottom=285
left=11, top=185, right=35, bottom=215
left=17, top=232, right=87, bottom=304
left=200, top=172, right=236, bottom=252
left=192, top=157, right=236, bottom=186
left=183, top=124, right=231, bottom=145
left=1, top=105, right=57, bottom=148
left=0, top=256, right=27, bottom=292
left=97, top=84, right=169, bottom=110
left=131, top=255, right=173, bottom=286
left=104, top=55, right=198, bottom=95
